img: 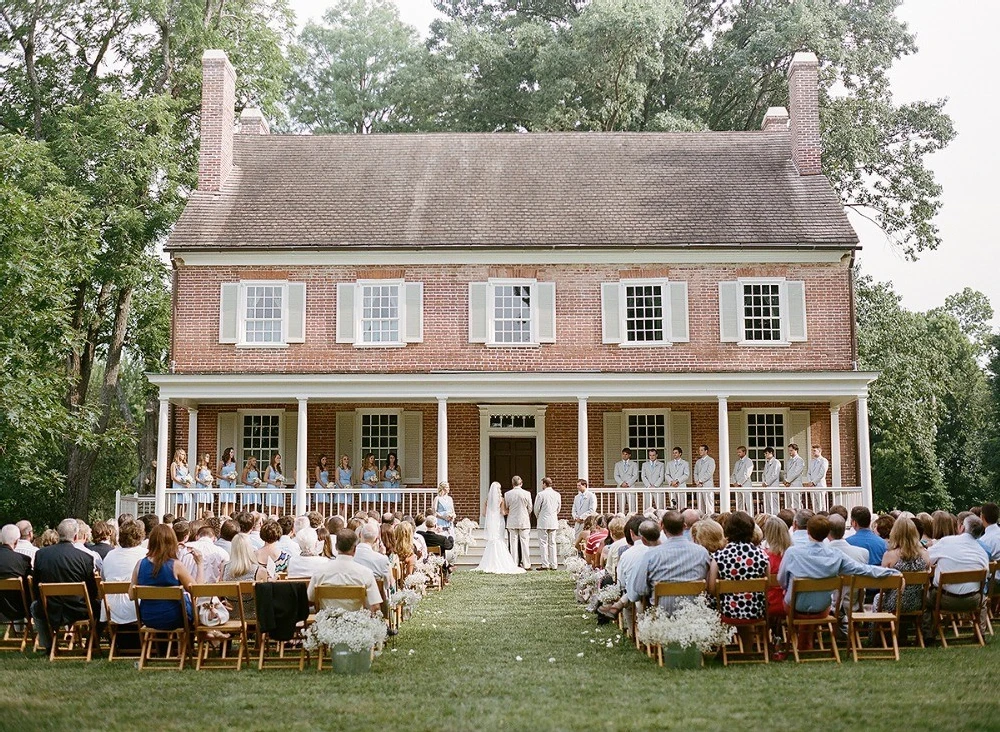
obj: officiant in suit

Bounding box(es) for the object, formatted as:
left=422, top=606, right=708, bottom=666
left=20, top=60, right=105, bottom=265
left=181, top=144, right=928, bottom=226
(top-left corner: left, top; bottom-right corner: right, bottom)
left=504, top=476, right=533, bottom=570
left=533, top=477, right=562, bottom=570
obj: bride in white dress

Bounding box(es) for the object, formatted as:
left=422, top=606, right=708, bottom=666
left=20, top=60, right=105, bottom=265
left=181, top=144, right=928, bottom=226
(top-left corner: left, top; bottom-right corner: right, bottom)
left=474, top=482, right=525, bottom=574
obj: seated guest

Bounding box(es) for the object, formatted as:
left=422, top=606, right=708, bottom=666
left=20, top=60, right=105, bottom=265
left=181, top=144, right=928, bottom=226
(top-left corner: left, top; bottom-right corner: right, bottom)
left=874, top=514, right=895, bottom=541
left=418, top=516, right=455, bottom=584
left=681, top=509, right=700, bottom=540
left=691, top=519, right=726, bottom=554
left=100, top=520, right=147, bottom=626
left=575, top=516, right=597, bottom=556
left=215, top=520, right=238, bottom=554
left=191, top=525, right=230, bottom=584
left=0, top=524, right=32, bottom=623
left=306, top=511, right=325, bottom=530
left=790, top=510, right=814, bottom=545
left=38, top=529, right=59, bottom=548
left=600, top=520, right=661, bottom=622
left=326, top=515, right=346, bottom=536
left=222, top=534, right=265, bottom=619
left=307, top=530, right=382, bottom=614
left=762, top=516, right=791, bottom=653
left=708, top=512, right=769, bottom=619
left=929, top=510, right=957, bottom=545
left=316, top=526, right=335, bottom=558
left=584, top=516, right=609, bottom=566
left=395, top=522, right=418, bottom=578
left=354, top=523, right=390, bottom=580
left=277, top=515, right=302, bottom=558
left=827, top=515, right=869, bottom=564
left=979, top=503, right=1000, bottom=560
left=925, top=515, right=989, bottom=630
left=255, top=520, right=291, bottom=579
left=14, top=521, right=37, bottom=564
left=131, top=524, right=198, bottom=630
left=776, top=509, right=795, bottom=530
left=380, top=525, right=401, bottom=590
left=285, top=528, right=329, bottom=578
left=846, top=506, right=887, bottom=564
left=877, top=517, right=930, bottom=619
left=30, top=519, right=101, bottom=654
left=73, top=521, right=103, bottom=572
left=603, top=517, right=628, bottom=580
left=89, top=521, right=116, bottom=559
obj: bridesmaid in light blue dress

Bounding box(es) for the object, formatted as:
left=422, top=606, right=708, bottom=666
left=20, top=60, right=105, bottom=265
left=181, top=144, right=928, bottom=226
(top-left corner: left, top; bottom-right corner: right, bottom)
left=170, top=448, right=192, bottom=518
left=218, top=447, right=237, bottom=517
left=360, top=453, right=380, bottom=504
left=335, top=455, right=353, bottom=516
left=265, top=453, right=285, bottom=516
left=314, top=454, right=331, bottom=511
left=382, top=452, right=402, bottom=505
left=241, top=456, right=261, bottom=511
left=434, top=482, right=456, bottom=537
left=195, top=453, right=214, bottom=516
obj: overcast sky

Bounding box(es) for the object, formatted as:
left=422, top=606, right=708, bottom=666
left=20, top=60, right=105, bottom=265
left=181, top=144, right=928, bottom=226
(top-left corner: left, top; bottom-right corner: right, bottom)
left=289, top=0, right=999, bottom=326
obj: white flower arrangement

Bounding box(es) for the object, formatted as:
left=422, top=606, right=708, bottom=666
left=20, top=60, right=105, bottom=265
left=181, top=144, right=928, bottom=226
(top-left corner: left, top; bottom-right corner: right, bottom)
left=574, top=565, right=604, bottom=604
left=183, top=473, right=195, bottom=486
left=595, top=583, right=624, bottom=605
left=274, top=473, right=286, bottom=485
left=635, top=596, right=736, bottom=653
left=403, top=571, right=430, bottom=596
left=452, top=519, right=480, bottom=557
left=555, top=520, right=576, bottom=558
left=303, top=607, right=388, bottom=654
left=388, top=588, right=421, bottom=612
left=563, top=555, right=589, bottom=579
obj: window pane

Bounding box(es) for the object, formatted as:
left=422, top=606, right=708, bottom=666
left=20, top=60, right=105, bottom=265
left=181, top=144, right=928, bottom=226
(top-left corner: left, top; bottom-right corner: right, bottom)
left=746, top=412, right=785, bottom=482
left=244, top=285, right=283, bottom=343
left=742, top=283, right=782, bottom=342
left=360, top=413, right=399, bottom=467
left=361, top=284, right=401, bottom=343
left=493, top=284, right=532, bottom=343
left=627, top=413, right=666, bottom=471
left=242, top=414, right=281, bottom=470
left=625, top=284, right=664, bottom=343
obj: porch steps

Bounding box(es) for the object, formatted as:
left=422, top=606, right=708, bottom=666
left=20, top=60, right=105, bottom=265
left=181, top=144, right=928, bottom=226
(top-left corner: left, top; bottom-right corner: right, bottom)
left=451, top=528, right=563, bottom=569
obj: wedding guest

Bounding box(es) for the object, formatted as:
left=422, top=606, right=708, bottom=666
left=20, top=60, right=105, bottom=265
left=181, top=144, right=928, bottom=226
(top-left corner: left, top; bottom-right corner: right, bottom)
left=100, top=520, right=146, bottom=627
left=215, top=519, right=238, bottom=554
left=277, top=515, right=301, bottom=558
left=925, top=515, right=989, bottom=630
left=195, top=453, right=214, bottom=518
left=603, top=517, right=628, bottom=580
left=625, top=511, right=711, bottom=614
left=222, top=534, right=265, bottom=619
left=584, top=516, right=609, bottom=566
left=354, top=523, right=390, bottom=580
left=90, top=521, right=115, bottom=559
left=980, top=503, right=1000, bottom=560
left=130, top=524, right=198, bottom=631
left=827, top=515, right=868, bottom=564
left=777, top=508, right=795, bottom=530
left=434, top=482, right=456, bottom=536
left=877, top=517, right=930, bottom=616
left=930, top=510, right=957, bottom=543
left=691, top=519, right=726, bottom=554
left=191, top=525, right=229, bottom=584
left=307, top=511, right=324, bottom=529
left=681, top=509, right=700, bottom=540
left=172, top=520, right=203, bottom=583
left=602, top=520, right=662, bottom=621
left=73, top=521, right=103, bottom=572
left=285, top=528, right=329, bottom=578
left=314, top=454, right=331, bottom=510
left=38, top=529, right=59, bottom=548
left=335, top=455, right=354, bottom=515
left=246, top=512, right=265, bottom=549
left=575, top=516, right=597, bottom=555
left=14, top=521, right=37, bottom=563
left=708, top=511, right=769, bottom=627
left=791, top=510, right=814, bottom=546
left=762, top=516, right=792, bottom=635
left=381, top=524, right=401, bottom=589
left=170, top=448, right=192, bottom=518
left=264, top=453, right=285, bottom=517
left=255, top=520, right=290, bottom=579
left=382, top=452, right=402, bottom=507
left=874, top=514, right=896, bottom=541
left=308, top=530, right=382, bottom=614
left=846, top=506, right=887, bottom=565
left=326, top=515, right=346, bottom=535
left=395, top=522, right=418, bottom=578
left=0, top=524, right=32, bottom=624
left=217, top=448, right=238, bottom=517
left=241, top=457, right=262, bottom=512
left=418, top=516, right=455, bottom=583
left=572, top=479, right=598, bottom=538
left=316, top=526, right=335, bottom=558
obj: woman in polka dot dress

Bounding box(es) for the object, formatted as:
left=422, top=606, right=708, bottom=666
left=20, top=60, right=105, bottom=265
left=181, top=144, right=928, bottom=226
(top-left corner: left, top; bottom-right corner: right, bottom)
left=708, top=511, right=769, bottom=627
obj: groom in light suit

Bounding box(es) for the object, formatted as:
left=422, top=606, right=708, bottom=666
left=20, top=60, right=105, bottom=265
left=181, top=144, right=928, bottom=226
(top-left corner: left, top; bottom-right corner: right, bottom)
left=533, top=477, right=562, bottom=570
left=504, top=475, right=533, bottom=570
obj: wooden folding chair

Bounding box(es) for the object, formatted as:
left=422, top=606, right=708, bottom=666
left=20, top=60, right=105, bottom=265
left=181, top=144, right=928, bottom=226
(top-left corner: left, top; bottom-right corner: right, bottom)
left=38, top=582, right=97, bottom=662
left=313, top=585, right=368, bottom=671
left=190, top=583, right=249, bottom=670
left=257, top=579, right=311, bottom=671
left=714, top=578, right=769, bottom=665
left=0, top=577, right=32, bottom=652
left=133, top=585, right=191, bottom=670
left=985, top=561, right=999, bottom=636
left=846, top=574, right=903, bottom=661
left=898, top=570, right=930, bottom=648
left=376, top=579, right=398, bottom=635
left=99, top=581, right=140, bottom=660
left=650, top=580, right=706, bottom=667
left=933, top=569, right=987, bottom=648
left=786, top=576, right=840, bottom=663
left=425, top=546, right=444, bottom=591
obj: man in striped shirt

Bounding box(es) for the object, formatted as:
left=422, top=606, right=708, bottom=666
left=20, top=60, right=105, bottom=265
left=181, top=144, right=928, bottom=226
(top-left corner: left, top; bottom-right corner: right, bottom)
left=623, top=510, right=710, bottom=614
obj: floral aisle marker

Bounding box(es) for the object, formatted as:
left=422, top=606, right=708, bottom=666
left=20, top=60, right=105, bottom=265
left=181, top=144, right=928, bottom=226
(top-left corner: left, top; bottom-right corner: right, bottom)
left=636, top=596, right=736, bottom=669
left=304, top=608, right=389, bottom=674
left=555, top=520, right=576, bottom=559
left=452, top=519, right=480, bottom=558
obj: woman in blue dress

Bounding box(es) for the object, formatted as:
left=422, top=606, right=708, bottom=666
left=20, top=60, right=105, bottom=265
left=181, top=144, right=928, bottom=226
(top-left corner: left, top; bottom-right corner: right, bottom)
left=382, top=452, right=402, bottom=507
left=265, top=453, right=285, bottom=516
left=314, top=454, right=331, bottom=511
left=218, top=447, right=237, bottom=517
left=170, top=448, right=192, bottom=519
left=195, top=452, right=214, bottom=518
left=434, top=481, right=456, bottom=537
left=360, top=453, right=380, bottom=505
left=241, top=456, right=262, bottom=512
left=335, top=455, right=353, bottom=516
left=130, top=524, right=197, bottom=630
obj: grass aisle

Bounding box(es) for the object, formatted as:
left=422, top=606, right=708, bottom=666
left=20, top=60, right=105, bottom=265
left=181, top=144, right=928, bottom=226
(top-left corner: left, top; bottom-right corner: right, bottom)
left=1, top=570, right=999, bottom=731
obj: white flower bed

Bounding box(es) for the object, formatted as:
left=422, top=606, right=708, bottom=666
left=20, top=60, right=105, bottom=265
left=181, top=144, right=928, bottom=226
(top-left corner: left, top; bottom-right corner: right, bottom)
left=635, top=596, right=735, bottom=653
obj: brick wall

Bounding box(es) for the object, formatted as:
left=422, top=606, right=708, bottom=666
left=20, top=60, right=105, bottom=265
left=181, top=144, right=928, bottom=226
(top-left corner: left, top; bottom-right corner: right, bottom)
left=171, top=261, right=853, bottom=373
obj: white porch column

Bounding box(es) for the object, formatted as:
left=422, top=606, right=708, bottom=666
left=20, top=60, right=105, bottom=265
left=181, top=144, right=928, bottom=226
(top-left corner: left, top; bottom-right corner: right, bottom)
left=187, top=408, right=199, bottom=473
left=577, top=397, right=589, bottom=483
left=155, top=398, right=169, bottom=517
left=437, top=398, right=448, bottom=484
left=856, top=396, right=873, bottom=509
left=296, top=397, right=308, bottom=515
left=717, top=397, right=730, bottom=513
left=830, top=405, right=842, bottom=487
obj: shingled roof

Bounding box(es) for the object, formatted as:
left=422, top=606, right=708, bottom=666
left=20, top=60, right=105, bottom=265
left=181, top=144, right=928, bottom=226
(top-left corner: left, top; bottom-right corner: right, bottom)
left=166, top=131, right=859, bottom=251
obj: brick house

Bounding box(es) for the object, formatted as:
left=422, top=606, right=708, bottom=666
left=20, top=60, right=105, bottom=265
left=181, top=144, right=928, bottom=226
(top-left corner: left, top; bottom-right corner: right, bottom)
left=148, top=49, right=876, bottom=521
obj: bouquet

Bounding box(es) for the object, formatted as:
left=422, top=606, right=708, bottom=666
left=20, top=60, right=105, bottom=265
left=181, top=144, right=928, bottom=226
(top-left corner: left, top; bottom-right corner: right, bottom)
left=595, top=583, right=624, bottom=605
left=303, top=607, right=387, bottom=654
left=274, top=473, right=286, bottom=486
left=386, top=469, right=400, bottom=482
left=183, top=473, right=195, bottom=486
left=635, top=596, right=735, bottom=653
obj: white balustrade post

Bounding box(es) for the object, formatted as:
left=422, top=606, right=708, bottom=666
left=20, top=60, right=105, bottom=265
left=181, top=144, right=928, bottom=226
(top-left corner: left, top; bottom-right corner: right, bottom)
left=155, top=398, right=169, bottom=517
left=830, top=405, right=842, bottom=488
left=577, top=397, right=589, bottom=483
left=437, top=398, right=448, bottom=484
left=296, top=397, right=308, bottom=515
left=856, top=396, right=873, bottom=510
left=717, top=397, right=730, bottom=514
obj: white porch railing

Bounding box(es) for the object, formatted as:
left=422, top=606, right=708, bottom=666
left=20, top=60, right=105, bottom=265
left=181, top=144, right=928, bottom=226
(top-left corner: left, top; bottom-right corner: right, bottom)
left=114, top=490, right=157, bottom=518
left=154, top=486, right=438, bottom=520
left=591, top=486, right=865, bottom=517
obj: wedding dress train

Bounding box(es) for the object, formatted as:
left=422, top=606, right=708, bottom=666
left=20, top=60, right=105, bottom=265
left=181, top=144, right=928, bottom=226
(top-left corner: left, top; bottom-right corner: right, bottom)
left=474, top=483, right=526, bottom=574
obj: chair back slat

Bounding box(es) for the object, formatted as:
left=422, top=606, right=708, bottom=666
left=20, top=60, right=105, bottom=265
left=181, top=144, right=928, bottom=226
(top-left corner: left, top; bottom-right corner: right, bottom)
left=314, top=585, right=367, bottom=602
left=715, top=578, right=767, bottom=595
left=938, top=569, right=987, bottom=586
left=133, top=585, right=185, bottom=602
left=39, top=582, right=91, bottom=599
left=99, top=581, right=132, bottom=597
left=426, top=545, right=442, bottom=556
left=790, top=576, right=841, bottom=594
left=652, top=580, right=706, bottom=601
left=849, top=574, right=903, bottom=592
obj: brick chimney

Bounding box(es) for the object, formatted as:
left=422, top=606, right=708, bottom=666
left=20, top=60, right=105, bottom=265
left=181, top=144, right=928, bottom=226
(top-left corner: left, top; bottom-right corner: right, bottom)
left=198, top=50, right=236, bottom=192
left=761, top=106, right=789, bottom=131
left=239, top=108, right=270, bottom=136
left=787, top=51, right=821, bottom=175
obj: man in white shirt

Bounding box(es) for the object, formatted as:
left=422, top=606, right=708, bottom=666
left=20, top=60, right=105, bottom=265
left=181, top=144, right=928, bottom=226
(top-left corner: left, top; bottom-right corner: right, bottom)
left=613, top=448, right=639, bottom=513
left=73, top=523, right=103, bottom=573
left=665, top=447, right=690, bottom=510
left=730, top=446, right=754, bottom=513
left=804, top=444, right=830, bottom=512
left=980, top=503, right=1000, bottom=563
left=640, top=450, right=665, bottom=511
left=761, top=447, right=782, bottom=516
left=927, top=515, right=989, bottom=618
left=571, top=479, right=598, bottom=539
left=353, top=523, right=390, bottom=581
left=692, top=445, right=715, bottom=513
left=308, top=529, right=382, bottom=614
left=276, top=516, right=302, bottom=558
left=827, top=515, right=868, bottom=564
left=14, top=521, right=37, bottom=564
left=782, top=443, right=806, bottom=510
left=191, top=525, right=230, bottom=584
left=100, top=520, right=147, bottom=625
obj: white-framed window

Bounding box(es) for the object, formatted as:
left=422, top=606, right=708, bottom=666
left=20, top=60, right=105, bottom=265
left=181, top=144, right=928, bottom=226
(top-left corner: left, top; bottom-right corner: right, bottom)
left=719, top=278, right=806, bottom=345
left=744, top=410, right=785, bottom=482
left=601, top=279, right=688, bottom=346
left=360, top=280, right=402, bottom=345
left=469, top=279, right=556, bottom=346
left=219, top=281, right=306, bottom=347
left=623, top=409, right=669, bottom=472
left=359, top=410, right=400, bottom=467
left=336, top=281, right=423, bottom=347
left=239, top=411, right=282, bottom=469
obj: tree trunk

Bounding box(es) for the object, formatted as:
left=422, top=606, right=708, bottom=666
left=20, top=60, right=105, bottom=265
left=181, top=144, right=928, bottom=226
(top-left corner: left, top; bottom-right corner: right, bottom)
left=133, top=394, right=159, bottom=495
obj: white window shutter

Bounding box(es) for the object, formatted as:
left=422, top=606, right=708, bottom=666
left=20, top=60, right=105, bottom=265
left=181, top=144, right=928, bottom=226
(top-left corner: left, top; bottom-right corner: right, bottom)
left=283, top=411, right=298, bottom=481
left=601, top=282, right=622, bottom=344
left=784, top=280, right=807, bottom=342
left=669, top=411, right=692, bottom=462
left=403, top=282, right=423, bottom=343
left=335, top=412, right=356, bottom=472
left=286, top=283, right=306, bottom=343
left=603, top=411, right=622, bottom=485
left=536, top=281, right=556, bottom=343
left=336, top=283, right=356, bottom=343
left=718, top=281, right=741, bottom=342
left=468, top=282, right=490, bottom=343
left=667, top=281, right=689, bottom=342
left=401, top=411, right=423, bottom=484
left=217, top=413, right=238, bottom=466
left=219, top=283, right=240, bottom=344
left=788, top=410, right=811, bottom=472
left=728, top=411, right=745, bottom=477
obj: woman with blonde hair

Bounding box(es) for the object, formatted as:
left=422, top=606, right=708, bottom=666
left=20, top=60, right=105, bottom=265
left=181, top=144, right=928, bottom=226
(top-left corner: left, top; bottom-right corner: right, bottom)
left=222, top=534, right=264, bottom=619
left=434, top=481, right=456, bottom=537
left=170, top=448, right=192, bottom=518
left=395, top=521, right=417, bottom=578
left=879, top=518, right=930, bottom=614
left=691, top=519, right=726, bottom=554
left=195, top=452, right=214, bottom=518
left=762, top=515, right=792, bottom=657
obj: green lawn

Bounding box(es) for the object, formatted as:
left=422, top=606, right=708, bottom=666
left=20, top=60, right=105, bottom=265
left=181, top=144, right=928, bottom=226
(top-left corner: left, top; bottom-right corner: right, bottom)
left=1, top=571, right=998, bottom=731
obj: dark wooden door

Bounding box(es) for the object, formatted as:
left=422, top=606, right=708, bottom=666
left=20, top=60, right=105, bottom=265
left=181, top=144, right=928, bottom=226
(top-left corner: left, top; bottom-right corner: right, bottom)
left=489, top=437, right=537, bottom=506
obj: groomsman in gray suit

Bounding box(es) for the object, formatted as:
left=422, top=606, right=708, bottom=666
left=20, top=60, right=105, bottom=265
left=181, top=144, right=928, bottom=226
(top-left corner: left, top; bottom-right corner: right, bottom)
left=614, top=448, right=639, bottom=513
left=804, top=444, right=830, bottom=512
left=665, top=447, right=690, bottom=510
left=640, top=449, right=665, bottom=511
left=533, top=477, right=562, bottom=570
left=762, top=447, right=782, bottom=515
left=782, top=443, right=806, bottom=510
left=504, top=476, right=533, bottom=570
left=571, top=479, right=597, bottom=539
left=730, top=446, right=754, bottom=512
left=692, top=445, right=716, bottom=513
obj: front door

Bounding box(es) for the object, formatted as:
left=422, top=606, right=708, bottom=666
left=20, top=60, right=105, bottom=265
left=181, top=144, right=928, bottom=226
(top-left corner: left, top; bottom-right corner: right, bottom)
left=489, top=438, right=537, bottom=523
